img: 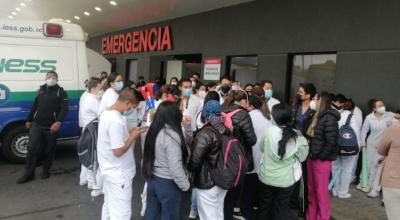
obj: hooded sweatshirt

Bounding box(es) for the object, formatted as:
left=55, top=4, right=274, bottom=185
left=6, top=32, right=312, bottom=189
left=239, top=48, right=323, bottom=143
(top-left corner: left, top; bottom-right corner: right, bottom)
left=258, top=126, right=309, bottom=188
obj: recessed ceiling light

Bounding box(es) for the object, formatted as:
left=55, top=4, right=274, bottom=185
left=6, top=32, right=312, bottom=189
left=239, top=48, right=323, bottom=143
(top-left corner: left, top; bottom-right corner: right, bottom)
left=8, top=15, right=13, bottom=19
left=11, top=12, right=17, bottom=16
left=66, top=19, right=71, bottom=23
left=16, top=7, right=21, bottom=11
left=20, top=3, right=26, bottom=7
left=84, top=11, right=90, bottom=16
left=95, top=7, right=102, bottom=11
left=109, top=1, right=117, bottom=6
left=74, top=16, right=80, bottom=20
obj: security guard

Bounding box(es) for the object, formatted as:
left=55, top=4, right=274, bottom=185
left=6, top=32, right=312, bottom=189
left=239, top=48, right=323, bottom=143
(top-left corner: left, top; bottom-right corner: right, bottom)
left=17, top=71, right=68, bottom=184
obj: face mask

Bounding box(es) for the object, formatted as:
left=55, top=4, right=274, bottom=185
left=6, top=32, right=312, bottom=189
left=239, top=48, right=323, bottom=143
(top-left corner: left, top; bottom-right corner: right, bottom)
left=97, top=90, right=104, bottom=99
left=171, top=82, right=177, bottom=86
left=122, top=108, right=134, bottom=117
left=198, top=91, right=206, bottom=98
left=376, top=106, right=386, bottom=114
left=113, top=81, right=124, bottom=91
left=264, top=89, right=273, bottom=98
left=310, top=100, right=317, bottom=111
left=46, top=78, right=57, bottom=87
left=183, top=88, right=192, bottom=97
left=232, top=85, right=239, bottom=90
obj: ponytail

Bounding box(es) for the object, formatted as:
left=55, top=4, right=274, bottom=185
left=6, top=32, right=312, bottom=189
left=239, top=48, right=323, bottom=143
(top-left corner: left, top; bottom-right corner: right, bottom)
left=278, top=123, right=298, bottom=160
left=259, top=96, right=271, bottom=120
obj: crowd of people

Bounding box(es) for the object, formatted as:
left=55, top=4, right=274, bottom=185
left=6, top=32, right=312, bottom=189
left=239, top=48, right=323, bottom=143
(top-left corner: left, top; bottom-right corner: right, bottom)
left=18, top=70, right=400, bottom=220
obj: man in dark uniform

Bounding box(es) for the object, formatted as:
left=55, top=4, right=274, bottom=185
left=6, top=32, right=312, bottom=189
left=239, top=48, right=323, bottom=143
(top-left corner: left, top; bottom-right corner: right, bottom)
left=17, top=71, right=68, bottom=184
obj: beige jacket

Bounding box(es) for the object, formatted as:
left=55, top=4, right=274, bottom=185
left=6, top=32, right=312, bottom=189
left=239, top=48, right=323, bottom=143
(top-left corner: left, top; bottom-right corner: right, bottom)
left=378, top=124, right=400, bottom=188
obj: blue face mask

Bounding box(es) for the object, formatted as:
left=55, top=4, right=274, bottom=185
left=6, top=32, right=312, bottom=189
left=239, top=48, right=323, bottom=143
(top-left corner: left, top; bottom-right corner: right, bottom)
left=183, top=88, right=192, bottom=97
left=265, top=89, right=273, bottom=98
left=122, top=109, right=134, bottom=117
left=114, top=81, right=124, bottom=91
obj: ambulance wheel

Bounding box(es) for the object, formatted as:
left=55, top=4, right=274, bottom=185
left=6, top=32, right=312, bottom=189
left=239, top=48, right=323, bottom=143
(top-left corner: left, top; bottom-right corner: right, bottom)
left=2, top=126, right=29, bottom=163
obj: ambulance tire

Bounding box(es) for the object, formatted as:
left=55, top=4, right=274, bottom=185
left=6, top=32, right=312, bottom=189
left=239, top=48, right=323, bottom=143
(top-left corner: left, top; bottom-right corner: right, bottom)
left=2, top=126, right=29, bottom=163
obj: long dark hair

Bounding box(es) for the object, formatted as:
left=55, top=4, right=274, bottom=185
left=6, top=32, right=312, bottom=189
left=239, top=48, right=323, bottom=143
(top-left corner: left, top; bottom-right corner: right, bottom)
left=271, top=103, right=298, bottom=160
left=222, top=89, right=248, bottom=108
left=307, top=91, right=332, bottom=137
left=252, top=87, right=271, bottom=119
left=142, top=101, right=187, bottom=179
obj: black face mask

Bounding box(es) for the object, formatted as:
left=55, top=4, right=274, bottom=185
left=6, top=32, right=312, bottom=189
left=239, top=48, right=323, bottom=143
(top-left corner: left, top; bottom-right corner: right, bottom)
left=220, top=85, right=231, bottom=94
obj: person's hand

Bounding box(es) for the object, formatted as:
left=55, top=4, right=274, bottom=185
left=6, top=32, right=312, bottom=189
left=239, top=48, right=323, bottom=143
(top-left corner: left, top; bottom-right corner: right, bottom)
left=182, top=116, right=192, bottom=126
left=25, top=122, right=32, bottom=129
left=130, top=127, right=146, bottom=140
left=50, top=122, right=61, bottom=134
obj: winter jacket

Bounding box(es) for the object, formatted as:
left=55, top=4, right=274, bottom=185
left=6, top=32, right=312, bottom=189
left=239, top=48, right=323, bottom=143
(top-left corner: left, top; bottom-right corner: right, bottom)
left=308, top=108, right=340, bottom=161
left=292, top=103, right=315, bottom=135
left=188, top=125, right=222, bottom=189
left=223, top=104, right=257, bottom=169
left=27, top=84, right=68, bottom=127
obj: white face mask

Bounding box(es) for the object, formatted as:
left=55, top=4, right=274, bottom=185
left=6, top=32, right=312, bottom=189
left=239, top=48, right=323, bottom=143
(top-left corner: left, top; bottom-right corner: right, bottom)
left=310, top=100, right=317, bottom=111
left=376, top=106, right=386, bottom=114
left=198, top=91, right=206, bottom=98
left=46, top=78, right=57, bottom=87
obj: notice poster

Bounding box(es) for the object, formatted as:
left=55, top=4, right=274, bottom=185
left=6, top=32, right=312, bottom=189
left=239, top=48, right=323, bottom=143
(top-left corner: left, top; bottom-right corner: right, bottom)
left=203, top=58, right=221, bottom=81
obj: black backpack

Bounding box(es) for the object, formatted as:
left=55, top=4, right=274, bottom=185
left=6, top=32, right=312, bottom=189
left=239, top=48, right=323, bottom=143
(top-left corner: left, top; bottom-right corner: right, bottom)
left=211, top=135, right=249, bottom=190
left=338, top=113, right=359, bottom=156
left=77, top=118, right=99, bottom=170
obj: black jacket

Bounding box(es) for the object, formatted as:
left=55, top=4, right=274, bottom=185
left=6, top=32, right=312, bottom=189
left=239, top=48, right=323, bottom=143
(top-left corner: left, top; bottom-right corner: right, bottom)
left=223, top=104, right=257, bottom=170
left=308, top=108, right=340, bottom=161
left=222, top=104, right=257, bottom=148
left=293, top=103, right=315, bottom=136
left=188, top=125, right=222, bottom=189
left=27, top=84, right=69, bottom=127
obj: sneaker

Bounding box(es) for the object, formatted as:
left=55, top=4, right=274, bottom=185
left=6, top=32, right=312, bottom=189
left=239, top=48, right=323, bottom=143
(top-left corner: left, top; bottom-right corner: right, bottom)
left=356, top=184, right=370, bottom=193
left=233, top=212, right=246, bottom=220
left=91, top=189, right=103, bottom=197
left=367, top=190, right=380, bottom=198
left=331, top=188, right=338, bottom=197
left=188, top=209, right=198, bottom=219
left=338, top=193, right=352, bottom=199
left=17, top=173, right=35, bottom=184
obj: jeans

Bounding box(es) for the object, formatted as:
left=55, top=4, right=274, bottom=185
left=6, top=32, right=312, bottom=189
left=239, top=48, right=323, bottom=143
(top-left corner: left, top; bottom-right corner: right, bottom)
left=25, top=122, right=57, bottom=175
left=145, top=175, right=183, bottom=220
left=197, top=186, right=227, bottom=220
left=257, top=180, right=295, bottom=220
left=191, top=188, right=198, bottom=212
left=306, top=159, right=332, bottom=220
left=332, top=155, right=358, bottom=194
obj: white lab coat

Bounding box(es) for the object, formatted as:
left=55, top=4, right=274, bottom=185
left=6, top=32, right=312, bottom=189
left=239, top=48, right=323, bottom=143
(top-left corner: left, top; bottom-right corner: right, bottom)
left=267, top=97, right=280, bottom=112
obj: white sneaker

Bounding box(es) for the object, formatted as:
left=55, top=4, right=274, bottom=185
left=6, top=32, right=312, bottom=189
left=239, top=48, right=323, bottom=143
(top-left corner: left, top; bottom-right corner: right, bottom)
left=331, top=188, right=338, bottom=197
left=91, top=189, right=103, bottom=197
left=368, top=190, right=380, bottom=198
left=188, top=209, right=198, bottom=219
left=79, top=180, right=88, bottom=186
left=338, top=193, right=352, bottom=199
left=356, top=184, right=370, bottom=193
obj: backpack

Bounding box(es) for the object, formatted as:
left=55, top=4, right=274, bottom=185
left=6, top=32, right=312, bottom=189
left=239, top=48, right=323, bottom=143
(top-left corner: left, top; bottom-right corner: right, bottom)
left=77, top=118, right=99, bottom=170
left=338, top=113, right=359, bottom=156
left=221, top=109, right=242, bottom=130
left=211, top=135, right=250, bottom=190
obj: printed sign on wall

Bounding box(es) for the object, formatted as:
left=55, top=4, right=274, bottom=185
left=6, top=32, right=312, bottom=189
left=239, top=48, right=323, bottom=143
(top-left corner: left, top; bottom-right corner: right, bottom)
left=203, top=58, right=221, bottom=81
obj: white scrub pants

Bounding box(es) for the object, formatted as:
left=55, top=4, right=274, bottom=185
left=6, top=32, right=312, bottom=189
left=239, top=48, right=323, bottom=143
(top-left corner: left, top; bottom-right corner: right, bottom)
left=383, top=187, right=400, bottom=220
left=332, top=155, right=358, bottom=194
left=367, top=146, right=383, bottom=193
left=197, top=186, right=227, bottom=220
left=79, top=165, right=88, bottom=185
left=101, top=178, right=133, bottom=220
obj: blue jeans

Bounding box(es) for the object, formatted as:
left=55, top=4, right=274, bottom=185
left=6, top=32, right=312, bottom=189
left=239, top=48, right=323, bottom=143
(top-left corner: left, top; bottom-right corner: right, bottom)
left=191, top=188, right=198, bottom=212
left=144, top=175, right=183, bottom=220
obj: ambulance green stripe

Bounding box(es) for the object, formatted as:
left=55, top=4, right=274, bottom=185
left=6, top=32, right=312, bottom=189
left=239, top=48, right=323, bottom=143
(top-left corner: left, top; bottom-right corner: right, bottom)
left=8, top=90, right=85, bottom=102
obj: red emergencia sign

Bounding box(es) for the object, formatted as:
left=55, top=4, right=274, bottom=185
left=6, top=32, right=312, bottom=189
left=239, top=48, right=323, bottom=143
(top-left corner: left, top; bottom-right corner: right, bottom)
left=204, top=58, right=222, bottom=64
left=101, top=26, right=173, bottom=55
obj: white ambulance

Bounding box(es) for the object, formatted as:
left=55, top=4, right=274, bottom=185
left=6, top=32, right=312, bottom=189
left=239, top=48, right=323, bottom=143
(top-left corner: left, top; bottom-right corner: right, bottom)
left=0, top=18, right=110, bottom=162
